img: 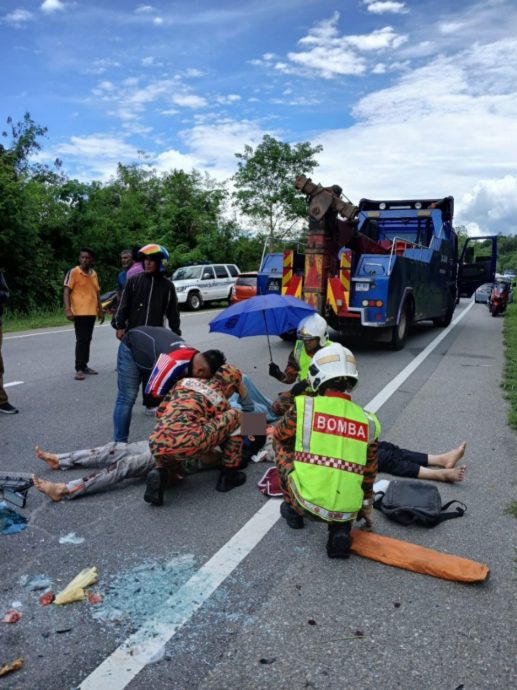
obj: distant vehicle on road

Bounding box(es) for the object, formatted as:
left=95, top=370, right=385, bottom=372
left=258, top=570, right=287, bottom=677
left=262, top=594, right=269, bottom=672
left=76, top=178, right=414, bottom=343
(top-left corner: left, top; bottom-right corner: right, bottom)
left=229, top=272, right=258, bottom=304
left=474, top=282, right=496, bottom=304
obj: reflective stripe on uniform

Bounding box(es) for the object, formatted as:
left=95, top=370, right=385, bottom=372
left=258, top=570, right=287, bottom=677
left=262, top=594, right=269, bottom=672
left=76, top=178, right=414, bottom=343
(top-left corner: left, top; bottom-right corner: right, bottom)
left=179, top=378, right=225, bottom=407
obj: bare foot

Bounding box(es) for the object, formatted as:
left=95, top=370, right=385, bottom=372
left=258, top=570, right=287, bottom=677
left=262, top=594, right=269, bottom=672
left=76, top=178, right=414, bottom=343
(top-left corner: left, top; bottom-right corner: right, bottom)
left=35, top=446, right=60, bottom=471
left=418, top=464, right=466, bottom=483
left=429, top=441, right=467, bottom=469
left=441, top=465, right=466, bottom=483
left=32, top=475, right=68, bottom=502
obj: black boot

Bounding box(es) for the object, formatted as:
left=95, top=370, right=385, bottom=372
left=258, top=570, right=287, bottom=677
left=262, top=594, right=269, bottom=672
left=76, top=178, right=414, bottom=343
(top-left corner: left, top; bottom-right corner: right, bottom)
left=239, top=435, right=267, bottom=468
left=144, top=468, right=168, bottom=506
left=215, top=468, right=247, bottom=492
left=280, top=501, right=304, bottom=529
left=326, top=522, right=352, bottom=559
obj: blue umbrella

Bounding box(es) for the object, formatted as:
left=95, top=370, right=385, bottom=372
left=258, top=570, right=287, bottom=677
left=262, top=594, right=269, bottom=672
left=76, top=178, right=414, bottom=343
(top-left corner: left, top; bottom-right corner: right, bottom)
left=208, top=293, right=316, bottom=360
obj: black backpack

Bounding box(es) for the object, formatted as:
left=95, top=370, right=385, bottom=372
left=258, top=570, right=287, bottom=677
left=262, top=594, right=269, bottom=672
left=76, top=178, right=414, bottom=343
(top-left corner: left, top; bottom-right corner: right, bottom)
left=374, top=480, right=466, bottom=528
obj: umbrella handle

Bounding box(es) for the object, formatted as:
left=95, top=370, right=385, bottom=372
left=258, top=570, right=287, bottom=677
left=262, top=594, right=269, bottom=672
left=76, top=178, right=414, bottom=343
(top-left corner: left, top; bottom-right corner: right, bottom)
left=262, top=311, right=273, bottom=361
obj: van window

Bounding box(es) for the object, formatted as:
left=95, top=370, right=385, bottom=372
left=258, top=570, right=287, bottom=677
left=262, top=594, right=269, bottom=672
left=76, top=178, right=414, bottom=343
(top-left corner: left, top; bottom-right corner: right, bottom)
left=214, top=265, right=229, bottom=278
left=227, top=265, right=239, bottom=277
left=202, top=266, right=215, bottom=279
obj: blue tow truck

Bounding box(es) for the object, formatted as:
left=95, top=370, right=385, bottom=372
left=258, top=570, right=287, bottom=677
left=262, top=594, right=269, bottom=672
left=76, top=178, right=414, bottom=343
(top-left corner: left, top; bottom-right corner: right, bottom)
left=264, top=176, right=497, bottom=349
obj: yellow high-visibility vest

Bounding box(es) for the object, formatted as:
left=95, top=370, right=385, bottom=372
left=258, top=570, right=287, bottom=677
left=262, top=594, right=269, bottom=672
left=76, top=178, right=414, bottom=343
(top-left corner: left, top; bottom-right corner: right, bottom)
left=290, top=394, right=380, bottom=522
left=293, top=339, right=332, bottom=381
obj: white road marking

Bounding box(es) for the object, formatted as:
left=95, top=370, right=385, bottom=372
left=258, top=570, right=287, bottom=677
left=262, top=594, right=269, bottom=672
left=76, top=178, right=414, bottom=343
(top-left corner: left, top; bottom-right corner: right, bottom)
left=79, top=301, right=473, bottom=689
left=79, top=500, right=281, bottom=690
left=4, top=381, right=24, bottom=388
left=4, top=328, right=75, bottom=339
left=3, top=310, right=216, bottom=340
left=366, top=301, right=474, bottom=414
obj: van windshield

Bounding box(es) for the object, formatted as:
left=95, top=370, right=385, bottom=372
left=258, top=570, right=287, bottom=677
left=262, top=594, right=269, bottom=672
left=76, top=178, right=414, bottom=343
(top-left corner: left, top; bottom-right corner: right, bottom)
left=173, top=266, right=202, bottom=280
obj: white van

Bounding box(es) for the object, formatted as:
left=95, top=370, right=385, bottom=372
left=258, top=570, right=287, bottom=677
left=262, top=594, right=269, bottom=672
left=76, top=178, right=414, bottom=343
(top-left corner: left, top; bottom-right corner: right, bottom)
left=172, top=263, right=240, bottom=310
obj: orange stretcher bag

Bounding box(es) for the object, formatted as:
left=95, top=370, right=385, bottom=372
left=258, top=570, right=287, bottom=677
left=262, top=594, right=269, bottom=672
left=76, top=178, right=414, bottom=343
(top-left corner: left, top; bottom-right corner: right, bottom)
left=350, top=529, right=490, bottom=583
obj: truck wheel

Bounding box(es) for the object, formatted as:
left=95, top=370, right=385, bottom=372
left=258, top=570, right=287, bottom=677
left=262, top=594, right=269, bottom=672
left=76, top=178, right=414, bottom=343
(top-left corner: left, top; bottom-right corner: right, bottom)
left=187, top=292, right=202, bottom=311
left=390, top=302, right=410, bottom=350
left=432, top=307, right=454, bottom=327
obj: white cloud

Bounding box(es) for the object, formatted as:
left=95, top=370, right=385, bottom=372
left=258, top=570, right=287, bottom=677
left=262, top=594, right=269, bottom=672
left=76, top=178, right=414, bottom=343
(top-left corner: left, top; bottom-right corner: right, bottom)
left=51, top=135, right=143, bottom=179
left=184, top=68, right=204, bottom=78
left=287, top=47, right=366, bottom=78
left=41, top=0, right=65, bottom=13
left=135, top=4, right=155, bottom=13
left=458, top=176, right=517, bottom=235
left=142, top=56, right=154, bottom=66
left=311, top=38, right=517, bottom=235
left=345, top=26, right=408, bottom=51
left=299, top=12, right=340, bottom=46
left=157, top=119, right=269, bottom=180
left=216, top=94, right=242, bottom=105
left=439, top=21, right=467, bottom=35
left=363, top=1, right=409, bottom=15
left=172, top=93, right=207, bottom=108
left=3, top=9, right=34, bottom=25
left=153, top=16, right=163, bottom=25
left=154, top=148, right=205, bottom=174
left=282, top=13, right=407, bottom=79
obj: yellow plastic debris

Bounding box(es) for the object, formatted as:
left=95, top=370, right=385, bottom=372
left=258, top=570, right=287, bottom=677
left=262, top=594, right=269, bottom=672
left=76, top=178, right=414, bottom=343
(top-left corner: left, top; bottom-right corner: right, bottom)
left=0, top=658, right=24, bottom=677
left=54, top=567, right=98, bottom=605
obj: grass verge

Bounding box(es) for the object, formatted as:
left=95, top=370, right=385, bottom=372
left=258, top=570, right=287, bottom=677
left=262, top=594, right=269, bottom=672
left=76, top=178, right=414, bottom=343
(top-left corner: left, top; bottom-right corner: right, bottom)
left=3, top=308, right=70, bottom=333
left=504, top=501, right=517, bottom=519
left=502, top=301, right=517, bottom=430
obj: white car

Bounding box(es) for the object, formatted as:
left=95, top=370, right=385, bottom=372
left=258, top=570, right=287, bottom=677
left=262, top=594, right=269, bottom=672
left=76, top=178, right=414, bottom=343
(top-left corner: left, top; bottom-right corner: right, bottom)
left=172, top=263, right=240, bottom=310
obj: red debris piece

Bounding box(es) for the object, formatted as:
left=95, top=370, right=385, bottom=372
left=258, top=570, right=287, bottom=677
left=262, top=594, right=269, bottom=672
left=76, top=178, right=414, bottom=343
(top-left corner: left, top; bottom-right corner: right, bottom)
left=87, top=592, right=103, bottom=605
left=39, top=592, right=55, bottom=606
left=2, top=609, right=22, bottom=624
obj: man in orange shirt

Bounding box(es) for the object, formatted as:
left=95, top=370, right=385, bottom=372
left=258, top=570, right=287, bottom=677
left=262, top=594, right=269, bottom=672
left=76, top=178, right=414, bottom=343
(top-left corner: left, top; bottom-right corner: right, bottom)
left=63, top=248, right=104, bottom=380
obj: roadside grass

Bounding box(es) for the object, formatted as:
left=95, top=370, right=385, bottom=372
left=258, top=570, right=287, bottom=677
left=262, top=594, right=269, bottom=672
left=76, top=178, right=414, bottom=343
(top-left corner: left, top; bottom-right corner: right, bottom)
left=3, top=307, right=69, bottom=333
left=502, top=301, right=517, bottom=430
left=504, top=501, right=517, bottom=519
left=3, top=300, right=228, bottom=332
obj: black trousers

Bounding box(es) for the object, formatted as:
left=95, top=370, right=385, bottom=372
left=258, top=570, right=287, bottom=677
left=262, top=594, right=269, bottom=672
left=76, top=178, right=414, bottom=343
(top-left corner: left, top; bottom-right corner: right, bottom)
left=74, top=316, right=96, bottom=371
left=378, top=441, right=428, bottom=478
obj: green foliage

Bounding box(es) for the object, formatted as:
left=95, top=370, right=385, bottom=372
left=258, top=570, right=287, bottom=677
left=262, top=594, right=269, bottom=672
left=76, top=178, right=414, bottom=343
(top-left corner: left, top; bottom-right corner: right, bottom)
left=233, top=135, right=322, bottom=243
left=502, top=301, right=517, bottom=430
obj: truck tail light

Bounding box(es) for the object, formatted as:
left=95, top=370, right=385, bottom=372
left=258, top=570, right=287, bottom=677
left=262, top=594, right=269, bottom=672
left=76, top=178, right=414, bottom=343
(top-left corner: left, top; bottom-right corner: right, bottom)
left=361, top=300, right=384, bottom=307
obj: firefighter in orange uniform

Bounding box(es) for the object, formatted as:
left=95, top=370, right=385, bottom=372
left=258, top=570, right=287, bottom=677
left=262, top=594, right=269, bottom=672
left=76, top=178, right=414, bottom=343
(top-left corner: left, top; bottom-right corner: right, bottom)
left=273, top=343, right=380, bottom=558
left=145, top=364, right=246, bottom=506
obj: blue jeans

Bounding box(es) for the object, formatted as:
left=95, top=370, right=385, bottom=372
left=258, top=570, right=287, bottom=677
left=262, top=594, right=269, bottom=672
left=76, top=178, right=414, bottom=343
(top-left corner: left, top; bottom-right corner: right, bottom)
left=229, top=374, right=279, bottom=423
left=113, top=341, right=142, bottom=442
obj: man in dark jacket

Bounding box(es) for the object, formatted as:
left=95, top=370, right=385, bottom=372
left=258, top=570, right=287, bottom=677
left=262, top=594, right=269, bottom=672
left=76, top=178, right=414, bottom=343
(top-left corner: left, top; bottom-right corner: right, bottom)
left=0, top=270, right=18, bottom=414
left=112, top=243, right=181, bottom=414
left=112, top=244, right=181, bottom=338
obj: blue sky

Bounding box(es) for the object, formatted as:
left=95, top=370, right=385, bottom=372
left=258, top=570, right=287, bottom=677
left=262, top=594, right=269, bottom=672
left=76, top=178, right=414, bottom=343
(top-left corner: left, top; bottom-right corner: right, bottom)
left=2, top=0, right=517, bottom=234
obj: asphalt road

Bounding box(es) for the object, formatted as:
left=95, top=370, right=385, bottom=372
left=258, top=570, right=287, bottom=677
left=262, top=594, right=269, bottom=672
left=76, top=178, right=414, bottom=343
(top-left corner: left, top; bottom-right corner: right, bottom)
left=0, top=302, right=514, bottom=690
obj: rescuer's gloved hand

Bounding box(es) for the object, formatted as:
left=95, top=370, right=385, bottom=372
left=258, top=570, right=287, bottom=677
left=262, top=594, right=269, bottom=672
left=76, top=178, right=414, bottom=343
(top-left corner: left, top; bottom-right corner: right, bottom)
left=269, top=362, right=284, bottom=381
left=357, top=503, right=374, bottom=529
left=290, top=380, right=309, bottom=397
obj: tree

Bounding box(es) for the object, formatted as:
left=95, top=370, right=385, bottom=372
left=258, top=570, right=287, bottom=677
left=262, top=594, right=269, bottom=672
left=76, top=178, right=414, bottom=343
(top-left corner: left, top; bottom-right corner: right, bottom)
left=232, top=135, right=322, bottom=247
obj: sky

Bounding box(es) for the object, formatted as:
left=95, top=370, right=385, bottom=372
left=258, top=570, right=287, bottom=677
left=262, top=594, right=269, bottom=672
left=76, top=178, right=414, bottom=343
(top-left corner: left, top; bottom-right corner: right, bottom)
left=2, top=0, right=517, bottom=235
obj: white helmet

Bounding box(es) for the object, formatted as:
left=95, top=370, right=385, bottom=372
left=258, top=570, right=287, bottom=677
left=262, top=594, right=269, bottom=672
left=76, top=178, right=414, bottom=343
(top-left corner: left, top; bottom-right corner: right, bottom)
left=297, top=313, right=329, bottom=347
left=307, top=343, right=359, bottom=391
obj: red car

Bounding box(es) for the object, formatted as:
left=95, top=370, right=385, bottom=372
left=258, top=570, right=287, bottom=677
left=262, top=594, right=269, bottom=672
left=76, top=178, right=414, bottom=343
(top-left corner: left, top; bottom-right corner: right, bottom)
left=229, top=271, right=258, bottom=304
